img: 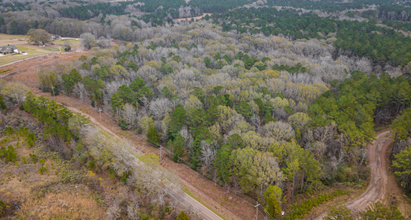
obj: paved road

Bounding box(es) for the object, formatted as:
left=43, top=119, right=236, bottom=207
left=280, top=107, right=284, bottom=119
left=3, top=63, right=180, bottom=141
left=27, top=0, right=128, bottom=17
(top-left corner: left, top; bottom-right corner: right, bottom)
left=0, top=45, right=227, bottom=220
left=315, top=131, right=392, bottom=219
left=67, top=106, right=223, bottom=220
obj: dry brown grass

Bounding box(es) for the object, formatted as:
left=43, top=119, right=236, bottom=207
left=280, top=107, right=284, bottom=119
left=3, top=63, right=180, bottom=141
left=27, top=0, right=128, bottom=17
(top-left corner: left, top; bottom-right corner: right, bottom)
left=16, top=192, right=105, bottom=219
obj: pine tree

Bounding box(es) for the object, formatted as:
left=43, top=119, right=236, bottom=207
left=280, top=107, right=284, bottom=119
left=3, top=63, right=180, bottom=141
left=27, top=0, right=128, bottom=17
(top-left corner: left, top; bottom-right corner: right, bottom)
left=177, top=211, right=190, bottom=220
left=111, top=93, right=123, bottom=112
left=147, top=126, right=160, bottom=144
left=265, top=193, right=282, bottom=219
left=170, top=105, right=186, bottom=137
left=130, top=77, right=145, bottom=92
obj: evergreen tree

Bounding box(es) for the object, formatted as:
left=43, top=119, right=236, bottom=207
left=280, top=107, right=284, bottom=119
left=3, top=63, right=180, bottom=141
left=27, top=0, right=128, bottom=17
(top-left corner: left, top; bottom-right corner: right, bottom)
left=177, top=211, right=190, bottom=220
left=170, top=105, right=186, bottom=137
left=130, top=77, right=145, bottom=92
left=111, top=93, right=123, bottom=112
left=265, top=193, right=282, bottom=219
left=147, top=126, right=160, bottom=144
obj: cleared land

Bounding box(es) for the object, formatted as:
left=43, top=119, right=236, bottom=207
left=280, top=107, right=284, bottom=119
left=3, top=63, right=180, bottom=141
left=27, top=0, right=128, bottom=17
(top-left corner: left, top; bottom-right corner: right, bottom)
left=174, top=13, right=212, bottom=22
left=0, top=34, right=80, bottom=66
left=314, top=130, right=411, bottom=219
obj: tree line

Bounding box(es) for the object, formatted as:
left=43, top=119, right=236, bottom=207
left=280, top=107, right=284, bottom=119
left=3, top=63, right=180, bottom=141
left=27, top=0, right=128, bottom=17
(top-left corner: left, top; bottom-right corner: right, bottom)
left=211, top=7, right=411, bottom=67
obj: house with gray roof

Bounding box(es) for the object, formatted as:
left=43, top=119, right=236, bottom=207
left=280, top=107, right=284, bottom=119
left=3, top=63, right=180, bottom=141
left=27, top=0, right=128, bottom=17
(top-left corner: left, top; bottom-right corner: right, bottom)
left=0, top=45, right=19, bottom=54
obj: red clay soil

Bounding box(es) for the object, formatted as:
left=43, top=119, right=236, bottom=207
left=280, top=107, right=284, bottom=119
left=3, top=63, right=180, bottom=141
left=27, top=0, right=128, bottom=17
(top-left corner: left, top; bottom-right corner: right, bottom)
left=315, top=131, right=392, bottom=219
left=0, top=53, right=257, bottom=220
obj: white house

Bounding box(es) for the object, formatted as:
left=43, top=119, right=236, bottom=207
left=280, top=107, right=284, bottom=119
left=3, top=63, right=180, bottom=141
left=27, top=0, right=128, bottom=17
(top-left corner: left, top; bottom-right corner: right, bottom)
left=0, top=45, right=19, bottom=54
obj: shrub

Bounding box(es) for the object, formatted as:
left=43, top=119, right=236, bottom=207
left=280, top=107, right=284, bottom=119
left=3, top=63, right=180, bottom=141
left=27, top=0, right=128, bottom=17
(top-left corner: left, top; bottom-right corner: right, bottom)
left=87, top=160, right=96, bottom=170
left=119, top=119, right=129, bottom=130
left=0, top=200, right=6, bottom=216
left=30, top=153, right=38, bottom=163
left=108, top=168, right=116, bottom=180
left=177, top=211, right=190, bottom=220
left=0, top=145, right=17, bottom=164
left=39, top=166, right=48, bottom=175
left=4, top=126, right=13, bottom=136
left=283, top=189, right=347, bottom=220
left=120, top=172, right=128, bottom=184
left=147, top=126, right=160, bottom=145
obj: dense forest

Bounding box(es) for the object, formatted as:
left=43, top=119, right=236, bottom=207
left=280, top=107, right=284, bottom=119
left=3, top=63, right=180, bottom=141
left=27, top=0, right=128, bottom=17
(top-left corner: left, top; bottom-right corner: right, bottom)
left=2, top=0, right=411, bottom=69
left=212, top=7, right=411, bottom=67
left=60, top=2, right=130, bottom=20
left=1, top=0, right=411, bottom=218
left=30, top=13, right=409, bottom=217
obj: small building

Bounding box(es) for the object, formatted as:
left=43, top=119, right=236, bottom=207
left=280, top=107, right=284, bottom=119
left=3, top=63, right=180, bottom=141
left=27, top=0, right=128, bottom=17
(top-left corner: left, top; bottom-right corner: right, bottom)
left=0, top=45, right=19, bottom=54
left=51, top=35, right=61, bottom=41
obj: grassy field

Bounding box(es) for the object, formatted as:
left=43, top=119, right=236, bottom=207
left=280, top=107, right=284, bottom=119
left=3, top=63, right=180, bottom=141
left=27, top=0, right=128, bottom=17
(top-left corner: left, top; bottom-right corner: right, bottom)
left=0, top=34, right=64, bottom=66
left=0, top=33, right=27, bottom=40
left=54, top=38, right=79, bottom=43
left=0, top=46, right=61, bottom=66
left=53, top=38, right=81, bottom=50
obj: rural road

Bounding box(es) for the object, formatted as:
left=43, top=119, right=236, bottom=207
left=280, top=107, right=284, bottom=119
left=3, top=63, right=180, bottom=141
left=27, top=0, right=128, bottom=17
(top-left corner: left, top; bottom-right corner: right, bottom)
left=68, top=107, right=223, bottom=220
left=0, top=52, right=224, bottom=220
left=315, top=131, right=392, bottom=219
left=67, top=108, right=223, bottom=220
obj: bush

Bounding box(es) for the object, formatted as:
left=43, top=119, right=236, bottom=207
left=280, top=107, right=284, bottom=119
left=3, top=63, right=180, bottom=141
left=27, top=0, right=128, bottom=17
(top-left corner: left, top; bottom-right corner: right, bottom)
left=120, top=172, right=128, bottom=184
left=64, top=45, right=71, bottom=51
left=87, top=160, right=96, bottom=170
left=177, top=211, right=190, bottom=220
left=284, top=189, right=347, bottom=220
left=146, top=126, right=160, bottom=145
left=0, top=200, right=6, bottom=216
left=30, top=153, right=38, bottom=163
left=173, top=154, right=181, bottom=163
left=39, top=166, right=48, bottom=175
left=0, top=145, right=17, bottom=164
left=119, top=119, right=129, bottom=130
left=108, top=168, right=116, bottom=180
left=4, top=126, right=13, bottom=136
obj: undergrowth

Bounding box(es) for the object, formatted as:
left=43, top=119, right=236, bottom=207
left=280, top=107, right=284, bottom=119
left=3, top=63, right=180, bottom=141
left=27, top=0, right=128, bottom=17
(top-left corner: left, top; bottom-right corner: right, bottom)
left=284, top=189, right=347, bottom=220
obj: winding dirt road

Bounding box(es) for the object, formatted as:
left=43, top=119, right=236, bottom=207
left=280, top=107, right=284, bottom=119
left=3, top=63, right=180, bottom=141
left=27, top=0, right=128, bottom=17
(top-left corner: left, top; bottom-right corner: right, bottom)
left=1, top=50, right=396, bottom=220
left=315, top=131, right=392, bottom=219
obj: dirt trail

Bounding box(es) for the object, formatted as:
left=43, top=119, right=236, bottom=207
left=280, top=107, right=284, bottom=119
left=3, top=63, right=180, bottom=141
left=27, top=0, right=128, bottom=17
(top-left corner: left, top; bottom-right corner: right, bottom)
left=0, top=53, right=255, bottom=220
left=315, top=131, right=392, bottom=219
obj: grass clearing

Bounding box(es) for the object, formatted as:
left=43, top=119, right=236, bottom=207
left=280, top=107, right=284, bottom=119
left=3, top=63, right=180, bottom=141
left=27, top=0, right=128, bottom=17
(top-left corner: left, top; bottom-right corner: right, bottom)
left=0, top=33, right=27, bottom=40
left=53, top=39, right=81, bottom=51
left=43, top=47, right=60, bottom=51
left=0, top=34, right=73, bottom=66
left=182, top=186, right=226, bottom=220
left=54, top=39, right=79, bottom=44
left=0, top=46, right=61, bottom=66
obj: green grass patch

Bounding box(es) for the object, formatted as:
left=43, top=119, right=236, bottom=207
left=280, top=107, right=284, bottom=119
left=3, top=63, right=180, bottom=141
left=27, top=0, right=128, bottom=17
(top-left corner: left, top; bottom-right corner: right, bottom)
left=54, top=39, right=79, bottom=44
left=43, top=47, right=60, bottom=51
left=0, top=33, right=27, bottom=40
left=0, top=69, right=12, bottom=74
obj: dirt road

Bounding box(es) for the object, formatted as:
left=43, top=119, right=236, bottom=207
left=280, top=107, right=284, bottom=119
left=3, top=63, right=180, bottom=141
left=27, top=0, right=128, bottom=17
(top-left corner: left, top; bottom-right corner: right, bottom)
left=0, top=53, right=253, bottom=220
left=315, top=131, right=392, bottom=219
